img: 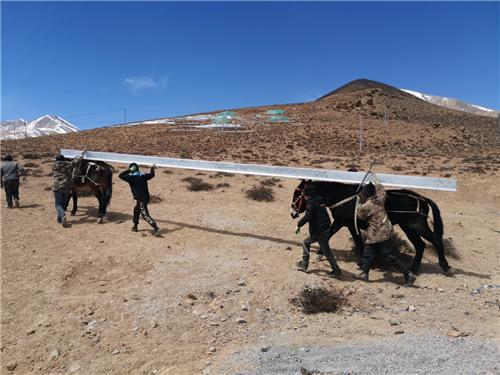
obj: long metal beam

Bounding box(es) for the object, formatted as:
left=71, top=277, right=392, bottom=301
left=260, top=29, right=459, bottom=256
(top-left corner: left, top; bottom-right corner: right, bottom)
left=60, top=149, right=457, bottom=192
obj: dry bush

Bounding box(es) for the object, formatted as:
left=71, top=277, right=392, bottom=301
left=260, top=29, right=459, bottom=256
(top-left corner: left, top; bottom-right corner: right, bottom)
left=260, top=177, right=281, bottom=186
left=26, top=168, right=44, bottom=177
left=149, top=194, right=163, bottom=203
left=163, top=170, right=173, bottom=175
left=215, top=182, right=230, bottom=189
left=210, top=172, right=235, bottom=178
left=183, top=177, right=213, bottom=191
left=24, top=162, right=39, bottom=168
left=246, top=185, right=274, bottom=202
left=43, top=185, right=52, bottom=191
left=22, top=152, right=40, bottom=160
left=290, top=285, right=345, bottom=314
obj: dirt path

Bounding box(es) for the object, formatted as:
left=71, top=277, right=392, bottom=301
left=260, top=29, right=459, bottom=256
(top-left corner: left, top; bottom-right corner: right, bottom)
left=1, top=162, right=499, bottom=374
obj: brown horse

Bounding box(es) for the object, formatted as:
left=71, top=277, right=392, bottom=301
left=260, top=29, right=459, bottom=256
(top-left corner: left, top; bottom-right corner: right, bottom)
left=65, top=160, right=113, bottom=223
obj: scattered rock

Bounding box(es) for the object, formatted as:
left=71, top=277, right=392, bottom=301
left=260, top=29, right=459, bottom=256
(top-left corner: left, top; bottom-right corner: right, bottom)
left=26, top=329, right=36, bottom=335
left=436, top=287, right=445, bottom=293
left=49, top=349, right=61, bottom=360
left=241, top=305, right=248, bottom=311
left=285, top=246, right=292, bottom=250
left=407, top=305, right=417, bottom=312
left=6, top=362, right=17, bottom=371
left=389, top=319, right=401, bottom=326
left=261, top=346, right=271, bottom=352
left=236, top=317, right=247, bottom=324
left=446, top=329, right=469, bottom=338
left=208, top=346, right=216, bottom=353
left=186, top=293, right=197, bottom=300
left=237, top=280, right=246, bottom=287
left=68, top=363, right=81, bottom=373
left=209, top=322, right=219, bottom=327
left=394, top=330, right=405, bottom=335
left=111, top=349, right=120, bottom=355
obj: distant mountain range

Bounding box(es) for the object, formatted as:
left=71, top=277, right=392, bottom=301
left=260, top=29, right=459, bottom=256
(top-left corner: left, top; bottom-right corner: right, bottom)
left=401, top=89, right=498, bottom=118
left=0, top=115, right=80, bottom=140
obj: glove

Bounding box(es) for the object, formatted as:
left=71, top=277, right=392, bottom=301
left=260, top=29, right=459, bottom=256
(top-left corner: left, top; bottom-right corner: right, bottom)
left=295, top=227, right=301, bottom=235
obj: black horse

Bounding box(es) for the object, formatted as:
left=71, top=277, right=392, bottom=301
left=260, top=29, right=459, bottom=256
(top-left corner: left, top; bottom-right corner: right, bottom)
left=65, top=160, right=113, bottom=223
left=291, top=180, right=451, bottom=274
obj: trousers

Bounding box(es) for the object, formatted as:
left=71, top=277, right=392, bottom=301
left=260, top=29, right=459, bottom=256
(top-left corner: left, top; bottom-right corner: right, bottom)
left=133, top=198, right=157, bottom=229
left=54, top=190, right=70, bottom=222
left=4, top=180, right=19, bottom=207
left=362, top=239, right=409, bottom=276
left=303, top=229, right=340, bottom=272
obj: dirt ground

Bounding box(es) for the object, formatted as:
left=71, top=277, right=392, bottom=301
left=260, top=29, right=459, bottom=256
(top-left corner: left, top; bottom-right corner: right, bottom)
left=1, top=156, right=499, bottom=374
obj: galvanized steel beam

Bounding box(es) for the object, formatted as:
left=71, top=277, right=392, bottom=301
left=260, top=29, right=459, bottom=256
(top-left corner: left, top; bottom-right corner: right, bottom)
left=60, top=149, right=456, bottom=192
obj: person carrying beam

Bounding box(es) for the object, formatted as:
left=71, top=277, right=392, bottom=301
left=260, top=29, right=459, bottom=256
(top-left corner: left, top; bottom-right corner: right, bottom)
left=119, top=163, right=160, bottom=237
left=356, top=182, right=417, bottom=286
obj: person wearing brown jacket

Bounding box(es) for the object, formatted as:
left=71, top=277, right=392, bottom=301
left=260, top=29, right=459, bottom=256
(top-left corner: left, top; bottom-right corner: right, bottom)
left=357, top=183, right=416, bottom=286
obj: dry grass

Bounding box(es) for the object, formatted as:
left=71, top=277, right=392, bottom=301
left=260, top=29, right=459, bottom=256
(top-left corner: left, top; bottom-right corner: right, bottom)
left=182, top=177, right=214, bottom=191
left=260, top=177, right=281, bottom=186
left=245, top=185, right=274, bottom=202
left=290, top=285, right=345, bottom=314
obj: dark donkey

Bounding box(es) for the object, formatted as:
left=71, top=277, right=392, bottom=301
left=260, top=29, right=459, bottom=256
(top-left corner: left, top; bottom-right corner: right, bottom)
left=290, top=180, right=451, bottom=274
left=65, top=159, right=113, bottom=223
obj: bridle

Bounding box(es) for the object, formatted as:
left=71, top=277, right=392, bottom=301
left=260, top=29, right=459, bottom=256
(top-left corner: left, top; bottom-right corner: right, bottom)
left=291, top=187, right=305, bottom=212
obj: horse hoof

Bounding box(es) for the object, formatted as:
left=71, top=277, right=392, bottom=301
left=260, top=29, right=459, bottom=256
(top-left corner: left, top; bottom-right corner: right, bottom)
left=97, top=217, right=104, bottom=224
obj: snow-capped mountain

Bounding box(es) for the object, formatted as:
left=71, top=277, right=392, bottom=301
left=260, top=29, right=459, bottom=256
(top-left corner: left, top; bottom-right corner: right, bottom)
left=401, top=89, right=498, bottom=118
left=0, top=115, right=80, bottom=140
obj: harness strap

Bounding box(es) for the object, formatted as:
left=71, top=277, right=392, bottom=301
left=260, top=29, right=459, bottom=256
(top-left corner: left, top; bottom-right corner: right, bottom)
left=327, top=194, right=357, bottom=209
left=354, top=195, right=361, bottom=236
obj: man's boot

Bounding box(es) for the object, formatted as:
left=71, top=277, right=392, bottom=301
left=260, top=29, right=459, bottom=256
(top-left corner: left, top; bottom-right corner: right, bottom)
left=357, top=271, right=369, bottom=282
left=131, top=225, right=138, bottom=232
left=296, top=260, right=308, bottom=272
left=404, top=271, right=417, bottom=287
left=14, top=199, right=19, bottom=208
left=151, top=226, right=160, bottom=237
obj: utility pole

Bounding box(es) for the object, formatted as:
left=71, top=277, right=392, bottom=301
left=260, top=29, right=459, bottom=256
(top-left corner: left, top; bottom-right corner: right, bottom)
left=384, top=103, right=387, bottom=126
left=13, top=121, right=16, bottom=140
left=359, top=113, right=363, bottom=154
left=24, top=120, right=28, bottom=140
left=123, top=109, right=127, bottom=125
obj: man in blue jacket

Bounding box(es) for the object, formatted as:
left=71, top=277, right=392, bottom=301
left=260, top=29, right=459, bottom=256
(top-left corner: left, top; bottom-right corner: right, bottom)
left=295, top=184, right=341, bottom=278
left=119, top=163, right=160, bottom=236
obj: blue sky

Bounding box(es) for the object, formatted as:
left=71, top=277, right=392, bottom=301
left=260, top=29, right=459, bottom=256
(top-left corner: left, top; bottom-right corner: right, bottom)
left=2, top=1, right=499, bottom=129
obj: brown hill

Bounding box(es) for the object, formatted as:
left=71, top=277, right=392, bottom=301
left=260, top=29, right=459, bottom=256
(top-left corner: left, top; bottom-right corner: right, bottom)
left=1, top=79, right=498, bottom=177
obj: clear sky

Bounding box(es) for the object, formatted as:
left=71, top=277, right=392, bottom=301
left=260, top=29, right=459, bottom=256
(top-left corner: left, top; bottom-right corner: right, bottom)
left=2, top=1, right=499, bottom=129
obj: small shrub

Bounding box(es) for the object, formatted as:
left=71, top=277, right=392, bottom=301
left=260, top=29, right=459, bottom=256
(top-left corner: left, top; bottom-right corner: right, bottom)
left=44, top=185, right=52, bottom=191
left=290, top=285, right=345, bottom=314
left=24, top=162, right=39, bottom=168
left=22, top=152, right=40, bottom=160
left=210, top=172, right=235, bottom=178
left=184, top=177, right=213, bottom=191
left=215, top=182, right=230, bottom=189
left=163, top=170, right=173, bottom=175
left=150, top=194, right=163, bottom=203
left=246, top=185, right=274, bottom=202
left=260, top=177, right=281, bottom=186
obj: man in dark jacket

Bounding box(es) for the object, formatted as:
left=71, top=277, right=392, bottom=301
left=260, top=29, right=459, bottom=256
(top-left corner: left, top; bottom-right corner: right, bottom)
left=295, top=184, right=341, bottom=277
left=357, top=182, right=416, bottom=286
left=1, top=155, right=26, bottom=208
left=119, top=163, right=160, bottom=236
left=52, top=153, right=83, bottom=227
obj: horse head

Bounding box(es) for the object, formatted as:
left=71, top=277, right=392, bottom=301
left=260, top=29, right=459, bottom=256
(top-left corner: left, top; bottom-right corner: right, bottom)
left=290, top=179, right=309, bottom=219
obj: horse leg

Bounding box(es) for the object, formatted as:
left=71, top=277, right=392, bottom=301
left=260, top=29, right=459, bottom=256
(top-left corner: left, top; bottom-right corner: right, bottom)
left=96, top=190, right=104, bottom=224
left=419, top=225, right=451, bottom=275
left=400, top=225, right=426, bottom=274
left=71, top=192, right=78, bottom=216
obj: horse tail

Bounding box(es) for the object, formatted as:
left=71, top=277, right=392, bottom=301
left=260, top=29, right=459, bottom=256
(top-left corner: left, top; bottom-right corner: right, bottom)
left=422, top=196, right=444, bottom=239
left=104, top=168, right=113, bottom=207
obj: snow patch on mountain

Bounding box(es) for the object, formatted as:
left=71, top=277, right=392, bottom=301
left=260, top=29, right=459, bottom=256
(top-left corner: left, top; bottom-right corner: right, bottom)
left=401, top=89, right=497, bottom=117
left=1, top=115, right=80, bottom=140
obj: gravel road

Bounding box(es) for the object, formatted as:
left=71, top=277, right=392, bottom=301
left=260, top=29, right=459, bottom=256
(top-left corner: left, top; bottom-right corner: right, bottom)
left=219, top=333, right=499, bottom=375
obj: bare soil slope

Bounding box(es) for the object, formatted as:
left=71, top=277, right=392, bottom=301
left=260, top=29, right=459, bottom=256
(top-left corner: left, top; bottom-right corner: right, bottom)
left=1, top=80, right=499, bottom=374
